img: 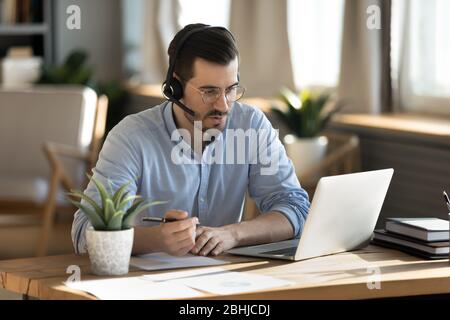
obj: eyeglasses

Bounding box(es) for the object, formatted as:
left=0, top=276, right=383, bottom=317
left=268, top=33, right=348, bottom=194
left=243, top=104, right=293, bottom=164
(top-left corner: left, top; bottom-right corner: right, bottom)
left=186, top=82, right=245, bottom=104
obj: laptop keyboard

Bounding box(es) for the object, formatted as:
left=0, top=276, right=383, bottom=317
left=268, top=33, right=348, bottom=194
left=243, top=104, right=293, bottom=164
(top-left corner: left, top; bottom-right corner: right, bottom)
left=261, top=246, right=297, bottom=256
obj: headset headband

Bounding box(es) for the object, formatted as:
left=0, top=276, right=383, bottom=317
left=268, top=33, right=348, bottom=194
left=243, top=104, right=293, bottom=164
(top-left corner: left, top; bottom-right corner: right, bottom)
left=164, top=25, right=236, bottom=92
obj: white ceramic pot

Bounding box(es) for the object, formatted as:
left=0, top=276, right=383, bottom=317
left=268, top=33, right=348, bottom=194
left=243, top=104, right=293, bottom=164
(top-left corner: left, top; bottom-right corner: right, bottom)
left=86, top=227, right=134, bottom=276
left=283, top=134, right=328, bottom=175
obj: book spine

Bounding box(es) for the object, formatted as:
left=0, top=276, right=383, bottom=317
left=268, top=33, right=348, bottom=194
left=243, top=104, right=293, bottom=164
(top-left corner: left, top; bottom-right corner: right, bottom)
left=30, top=0, right=42, bottom=23
left=15, top=0, right=20, bottom=23
left=23, top=0, right=31, bottom=23
left=2, top=0, right=16, bottom=24
left=1, top=0, right=42, bottom=24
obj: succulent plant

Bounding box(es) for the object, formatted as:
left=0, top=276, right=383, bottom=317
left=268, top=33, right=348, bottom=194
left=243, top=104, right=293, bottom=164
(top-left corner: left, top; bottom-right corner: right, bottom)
left=271, top=87, right=344, bottom=138
left=67, top=175, right=166, bottom=231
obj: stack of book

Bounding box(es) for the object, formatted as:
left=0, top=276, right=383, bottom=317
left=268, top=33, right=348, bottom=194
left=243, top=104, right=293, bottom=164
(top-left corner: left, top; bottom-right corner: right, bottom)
left=372, top=217, right=449, bottom=259
left=0, top=0, right=43, bottom=24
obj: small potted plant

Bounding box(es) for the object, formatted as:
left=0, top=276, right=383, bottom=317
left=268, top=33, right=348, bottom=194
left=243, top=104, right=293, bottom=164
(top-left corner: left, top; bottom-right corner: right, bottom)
left=68, top=176, right=165, bottom=276
left=271, top=87, right=343, bottom=174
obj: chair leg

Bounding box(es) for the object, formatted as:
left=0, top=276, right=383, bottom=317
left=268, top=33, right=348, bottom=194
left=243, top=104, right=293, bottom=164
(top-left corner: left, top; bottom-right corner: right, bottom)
left=36, top=171, right=60, bottom=257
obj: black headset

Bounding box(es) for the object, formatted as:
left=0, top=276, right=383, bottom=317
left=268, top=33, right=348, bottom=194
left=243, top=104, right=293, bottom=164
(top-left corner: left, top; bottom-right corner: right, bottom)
left=162, top=25, right=238, bottom=118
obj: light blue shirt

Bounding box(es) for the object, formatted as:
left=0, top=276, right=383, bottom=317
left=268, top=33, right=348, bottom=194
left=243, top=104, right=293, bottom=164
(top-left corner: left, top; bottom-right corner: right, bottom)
left=72, top=101, right=310, bottom=253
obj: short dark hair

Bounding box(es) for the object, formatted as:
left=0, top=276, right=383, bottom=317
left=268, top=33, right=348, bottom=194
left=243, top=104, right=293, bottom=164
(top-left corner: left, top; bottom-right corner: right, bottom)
left=167, top=23, right=239, bottom=82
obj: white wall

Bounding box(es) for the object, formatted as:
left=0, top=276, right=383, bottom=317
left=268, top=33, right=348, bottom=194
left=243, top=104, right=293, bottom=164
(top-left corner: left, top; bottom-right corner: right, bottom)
left=53, top=0, right=122, bottom=82
left=122, top=0, right=144, bottom=78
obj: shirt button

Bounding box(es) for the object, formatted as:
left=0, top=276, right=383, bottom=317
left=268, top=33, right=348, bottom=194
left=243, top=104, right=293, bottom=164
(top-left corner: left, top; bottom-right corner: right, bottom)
left=200, top=198, right=205, bottom=202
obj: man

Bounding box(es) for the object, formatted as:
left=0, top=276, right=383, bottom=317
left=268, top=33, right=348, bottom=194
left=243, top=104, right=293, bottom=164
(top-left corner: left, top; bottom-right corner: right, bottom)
left=72, top=23, right=310, bottom=257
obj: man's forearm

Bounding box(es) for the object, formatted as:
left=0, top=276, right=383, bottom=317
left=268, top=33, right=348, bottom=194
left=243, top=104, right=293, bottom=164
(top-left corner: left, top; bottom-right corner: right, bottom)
left=230, top=211, right=294, bottom=247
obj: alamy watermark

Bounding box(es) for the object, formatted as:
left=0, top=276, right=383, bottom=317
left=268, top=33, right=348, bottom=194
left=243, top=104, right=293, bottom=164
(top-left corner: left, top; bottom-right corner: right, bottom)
left=66, top=265, right=81, bottom=282
left=366, top=4, right=381, bottom=30
left=366, top=266, right=381, bottom=290
left=170, top=122, right=280, bottom=175
left=66, top=5, right=81, bottom=30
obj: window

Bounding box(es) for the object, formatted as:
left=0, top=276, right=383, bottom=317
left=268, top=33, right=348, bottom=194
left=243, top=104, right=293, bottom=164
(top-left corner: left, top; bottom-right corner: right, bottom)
left=287, top=0, right=345, bottom=90
left=392, top=0, right=450, bottom=114
left=178, top=0, right=230, bottom=28
left=124, top=0, right=345, bottom=92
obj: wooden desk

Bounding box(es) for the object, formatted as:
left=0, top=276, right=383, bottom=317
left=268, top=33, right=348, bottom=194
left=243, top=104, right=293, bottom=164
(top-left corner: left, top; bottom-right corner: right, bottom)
left=1, top=245, right=450, bottom=300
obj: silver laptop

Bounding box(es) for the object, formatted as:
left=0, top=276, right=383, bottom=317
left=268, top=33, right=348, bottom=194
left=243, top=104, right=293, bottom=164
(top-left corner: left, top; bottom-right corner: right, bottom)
left=227, top=168, right=394, bottom=261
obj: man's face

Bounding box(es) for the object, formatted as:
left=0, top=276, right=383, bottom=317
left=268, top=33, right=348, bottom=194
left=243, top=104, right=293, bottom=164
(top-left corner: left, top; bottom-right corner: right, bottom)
left=180, top=57, right=239, bottom=132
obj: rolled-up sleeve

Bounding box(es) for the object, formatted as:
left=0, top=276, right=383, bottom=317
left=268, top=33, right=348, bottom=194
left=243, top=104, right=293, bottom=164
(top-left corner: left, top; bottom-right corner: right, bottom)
left=248, top=110, right=310, bottom=238
left=71, top=118, right=141, bottom=254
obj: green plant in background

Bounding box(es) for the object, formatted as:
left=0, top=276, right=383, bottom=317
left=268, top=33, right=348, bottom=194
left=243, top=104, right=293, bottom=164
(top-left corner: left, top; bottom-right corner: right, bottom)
left=37, top=50, right=94, bottom=86
left=271, top=87, right=344, bottom=138
left=36, top=49, right=129, bottom=134
left=67, top=175, right=166, bottom=231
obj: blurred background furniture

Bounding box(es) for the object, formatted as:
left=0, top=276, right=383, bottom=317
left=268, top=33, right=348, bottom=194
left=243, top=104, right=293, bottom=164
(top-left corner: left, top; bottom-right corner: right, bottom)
left=298, top=131, right=361, bottom=197
left=0, top=86, right=105, bottom=257
left=37, top=94, right=108, bottom=256
left=0, top=0, right=54, bottom=64
left=242, top=130, right=361, bottom=221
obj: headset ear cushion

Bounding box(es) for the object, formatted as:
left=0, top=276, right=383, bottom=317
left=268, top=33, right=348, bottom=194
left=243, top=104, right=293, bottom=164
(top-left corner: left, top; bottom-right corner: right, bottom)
left=170, top=78, right=184, bottom=100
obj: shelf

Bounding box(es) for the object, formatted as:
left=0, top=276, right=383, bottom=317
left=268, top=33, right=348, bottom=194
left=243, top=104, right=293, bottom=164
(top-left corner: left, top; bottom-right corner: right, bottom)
left=0, top=24, right=48, bottom=35
left=332, top=113, right=450, bottom=140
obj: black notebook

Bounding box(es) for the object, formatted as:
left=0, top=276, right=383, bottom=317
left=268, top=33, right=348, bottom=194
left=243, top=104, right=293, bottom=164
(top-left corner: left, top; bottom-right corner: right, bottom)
left=373, top=230, right=449, bottom=255
left=371, top=238, right=448, bottom=260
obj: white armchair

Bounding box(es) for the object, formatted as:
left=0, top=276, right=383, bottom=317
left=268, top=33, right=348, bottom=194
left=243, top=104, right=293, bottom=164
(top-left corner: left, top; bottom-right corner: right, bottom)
left=0, top=86, right=107, bottom=256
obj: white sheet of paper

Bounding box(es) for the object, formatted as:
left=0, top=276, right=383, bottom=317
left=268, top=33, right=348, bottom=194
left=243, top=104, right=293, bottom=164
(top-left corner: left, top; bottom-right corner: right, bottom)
left=141, top=267, right=227, bottom=282
left=171, top=271, right=294, bottom=295
left=130, top=252, right=231, bottom=271
left=65, top=277, right=202, bottom=300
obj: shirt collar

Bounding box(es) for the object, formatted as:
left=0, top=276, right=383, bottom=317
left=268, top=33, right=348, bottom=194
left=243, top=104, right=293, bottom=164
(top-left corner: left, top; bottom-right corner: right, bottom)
left=163, top=101, right=178, bottom=138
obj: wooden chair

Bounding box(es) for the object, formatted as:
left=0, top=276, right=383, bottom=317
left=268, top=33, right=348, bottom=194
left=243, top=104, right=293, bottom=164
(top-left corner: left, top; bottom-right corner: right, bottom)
left=36, top=95, right=108, bottom=256
left=0, top=87, right=107, bottom=256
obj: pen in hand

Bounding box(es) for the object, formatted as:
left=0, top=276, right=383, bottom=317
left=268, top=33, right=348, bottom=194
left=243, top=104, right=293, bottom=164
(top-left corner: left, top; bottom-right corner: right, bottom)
left=142, top=216, right=201, bottom=226
left=443, top=190, right=450, bottom=212
left=142, top=217, right=178, bottom=223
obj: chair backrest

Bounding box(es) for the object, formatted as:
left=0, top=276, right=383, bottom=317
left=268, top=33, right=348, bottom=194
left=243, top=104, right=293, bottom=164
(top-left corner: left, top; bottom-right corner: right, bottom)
left=0, top=86, right=98, bottom=179
left=88, top=95, right=108, bottom=170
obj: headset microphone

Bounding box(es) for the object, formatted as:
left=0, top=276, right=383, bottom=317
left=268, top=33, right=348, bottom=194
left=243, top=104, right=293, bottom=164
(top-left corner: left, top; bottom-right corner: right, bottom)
left=172, top=100, right=196, bottom=118
left=161, top=83, right=196, bottom=117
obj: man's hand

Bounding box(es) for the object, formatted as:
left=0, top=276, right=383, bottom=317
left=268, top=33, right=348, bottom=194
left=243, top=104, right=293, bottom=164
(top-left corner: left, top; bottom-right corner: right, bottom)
left=133, top=211, right=293, bottom=257
left=191, top=225, right=239, bottom=256
left=157, top=210, right=198, bottom=256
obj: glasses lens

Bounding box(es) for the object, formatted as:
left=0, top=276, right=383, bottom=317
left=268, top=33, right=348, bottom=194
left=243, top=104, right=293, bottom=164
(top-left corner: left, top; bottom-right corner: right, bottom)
left=200, top=86, right=245, bottom=103
left=202, top=88, right=221, bottom=104
left=226, top=86, right=245, bottom=102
